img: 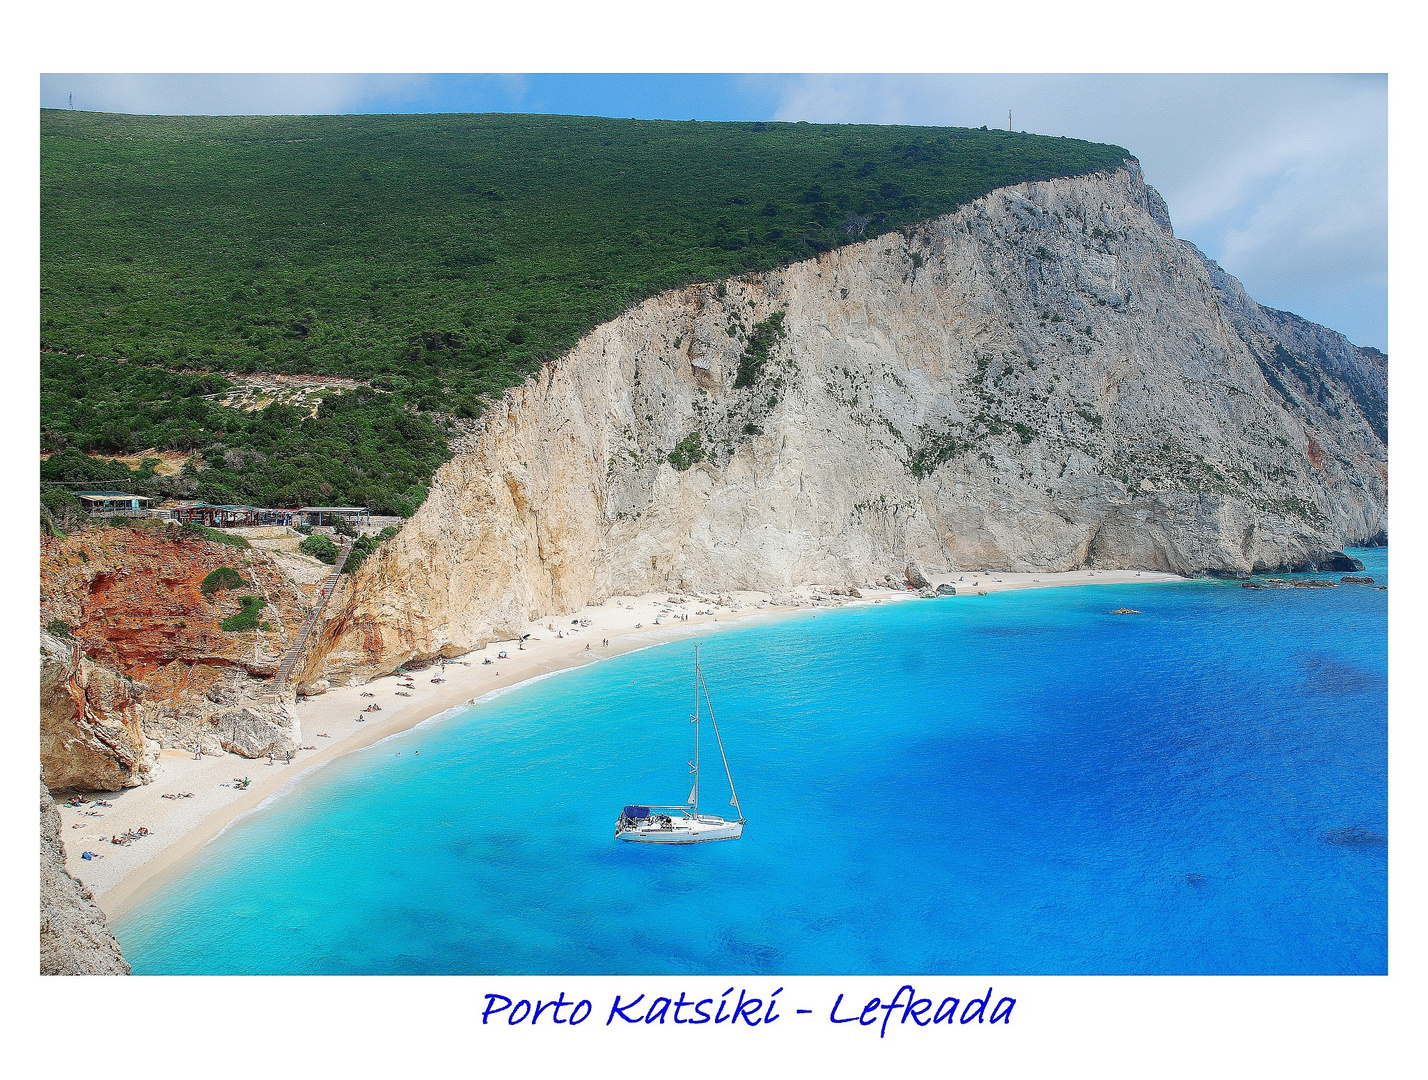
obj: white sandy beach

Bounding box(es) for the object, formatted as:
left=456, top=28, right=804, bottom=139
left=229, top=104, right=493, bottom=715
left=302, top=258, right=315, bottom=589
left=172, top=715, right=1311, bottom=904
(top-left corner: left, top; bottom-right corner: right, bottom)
left=58, top=567, right=1180, bottom=921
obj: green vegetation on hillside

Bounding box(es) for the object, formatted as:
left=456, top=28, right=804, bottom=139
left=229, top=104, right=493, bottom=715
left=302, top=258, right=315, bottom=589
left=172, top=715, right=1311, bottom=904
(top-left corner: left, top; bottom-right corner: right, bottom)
left=299, top=533, right=339, bottom=564
left=734, top=312, right=788, bottom=389
left=220, top=595, right=267, bottom=632
left=342, top=525, right=400, bottom=575
left=667, top=431, right=705, bottom=471
left=180, top=521, right=250, bottom=549
left=200, top=566, right=247, bottom=596
left=41, top=110, right=1128, bottom=512
left=40, top=353, right=446, bottom=515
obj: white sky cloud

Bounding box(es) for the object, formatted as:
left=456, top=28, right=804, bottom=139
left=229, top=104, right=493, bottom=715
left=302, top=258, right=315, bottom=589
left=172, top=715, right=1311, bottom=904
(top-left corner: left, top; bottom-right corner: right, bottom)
left=42, top=74, right=431, bottom=115
left=757, top=74, right=1386, bottom=347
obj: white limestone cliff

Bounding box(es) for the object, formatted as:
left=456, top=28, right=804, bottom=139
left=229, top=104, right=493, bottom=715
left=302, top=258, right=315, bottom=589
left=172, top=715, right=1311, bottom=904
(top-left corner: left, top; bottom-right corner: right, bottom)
left=301, top=162, right=1386, bottom=686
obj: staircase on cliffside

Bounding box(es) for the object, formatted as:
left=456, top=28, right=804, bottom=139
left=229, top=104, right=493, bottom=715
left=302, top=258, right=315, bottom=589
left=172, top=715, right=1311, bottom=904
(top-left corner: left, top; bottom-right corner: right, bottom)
left=273, top=539, right=351, bottom=689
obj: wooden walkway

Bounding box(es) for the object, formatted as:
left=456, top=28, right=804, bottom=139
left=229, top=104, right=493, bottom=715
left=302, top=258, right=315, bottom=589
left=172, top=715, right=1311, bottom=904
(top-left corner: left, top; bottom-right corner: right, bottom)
left=273, top=539, right=351, bottom=688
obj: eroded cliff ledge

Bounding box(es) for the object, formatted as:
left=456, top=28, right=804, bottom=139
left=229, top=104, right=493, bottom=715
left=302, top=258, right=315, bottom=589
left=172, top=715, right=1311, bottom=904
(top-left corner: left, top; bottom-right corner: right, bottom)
left=304, top=162, right=1386, bottom=685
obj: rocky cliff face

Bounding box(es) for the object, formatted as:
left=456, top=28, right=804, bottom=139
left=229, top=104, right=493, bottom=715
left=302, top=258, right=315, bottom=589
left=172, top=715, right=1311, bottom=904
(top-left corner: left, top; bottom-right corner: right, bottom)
left=40, top=783, right=129, bottom=974
left=305, top=162, right=1386, bottom=685
left=41, top=525, right=306, bottom=682
left=41, top=524, right=306, bottom=786
left=41, top=631, right=156, bottom=791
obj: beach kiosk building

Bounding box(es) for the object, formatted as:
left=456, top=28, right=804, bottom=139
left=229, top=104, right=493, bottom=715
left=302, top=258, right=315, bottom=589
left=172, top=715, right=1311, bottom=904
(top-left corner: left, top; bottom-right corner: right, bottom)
left=298, top=506, right=371, bottom=528
left=168, top=502, right=263, bottom=527
left=74, top=491, right=155, bottom=517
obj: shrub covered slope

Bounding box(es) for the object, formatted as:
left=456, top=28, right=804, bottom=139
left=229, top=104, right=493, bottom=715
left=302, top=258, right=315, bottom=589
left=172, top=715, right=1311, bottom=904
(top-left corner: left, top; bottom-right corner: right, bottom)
left=41, top=110, right=1128, bottom=511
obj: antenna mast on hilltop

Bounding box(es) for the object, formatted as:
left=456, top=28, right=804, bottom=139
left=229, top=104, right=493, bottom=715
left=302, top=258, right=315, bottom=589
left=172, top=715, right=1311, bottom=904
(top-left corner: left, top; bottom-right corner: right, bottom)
left=1008, top=109, right=1012, bottom=131
left=69, top=92, right=73, bottom=109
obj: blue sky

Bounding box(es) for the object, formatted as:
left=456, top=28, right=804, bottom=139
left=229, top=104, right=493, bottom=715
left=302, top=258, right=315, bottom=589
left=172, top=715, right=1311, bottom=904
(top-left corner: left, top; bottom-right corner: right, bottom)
left=40, top=73, right=1388, bottom=350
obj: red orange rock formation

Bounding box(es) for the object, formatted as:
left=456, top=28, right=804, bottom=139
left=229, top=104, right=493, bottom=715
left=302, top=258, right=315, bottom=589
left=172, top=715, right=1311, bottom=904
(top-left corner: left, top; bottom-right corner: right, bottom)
left=41, top=522, right=321, bottom=786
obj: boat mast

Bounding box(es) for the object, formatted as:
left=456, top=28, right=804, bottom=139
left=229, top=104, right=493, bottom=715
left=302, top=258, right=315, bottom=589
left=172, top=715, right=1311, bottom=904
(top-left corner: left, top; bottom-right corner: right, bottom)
left=690, top=645, right=700, bottom=813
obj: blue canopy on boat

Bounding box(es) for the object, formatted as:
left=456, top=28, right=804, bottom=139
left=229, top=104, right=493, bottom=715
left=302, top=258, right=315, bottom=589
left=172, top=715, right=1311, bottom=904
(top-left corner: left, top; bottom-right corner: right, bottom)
left=622, top=805, right=650, bottom=819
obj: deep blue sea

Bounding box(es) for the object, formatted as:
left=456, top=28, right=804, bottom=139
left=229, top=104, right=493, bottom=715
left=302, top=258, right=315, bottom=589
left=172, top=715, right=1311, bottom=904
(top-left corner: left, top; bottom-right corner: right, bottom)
left=117, top=549, right=1387, bottom=975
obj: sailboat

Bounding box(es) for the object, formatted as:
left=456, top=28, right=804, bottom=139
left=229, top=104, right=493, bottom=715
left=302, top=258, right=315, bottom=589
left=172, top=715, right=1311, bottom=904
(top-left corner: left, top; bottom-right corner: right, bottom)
left=614, top=645, right=745, bottom=843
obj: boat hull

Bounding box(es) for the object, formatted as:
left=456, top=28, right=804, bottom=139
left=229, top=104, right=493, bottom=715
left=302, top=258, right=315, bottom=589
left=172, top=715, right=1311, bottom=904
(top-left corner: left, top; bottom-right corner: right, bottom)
left=616, top=817, right=744, bottom=844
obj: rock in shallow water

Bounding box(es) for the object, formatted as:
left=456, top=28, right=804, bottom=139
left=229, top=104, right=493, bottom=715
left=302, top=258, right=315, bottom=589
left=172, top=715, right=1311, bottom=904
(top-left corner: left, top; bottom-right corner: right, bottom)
left=1323, top=826, right=1386, bottom=848
left=1287, top=551, right=1366, bottom=573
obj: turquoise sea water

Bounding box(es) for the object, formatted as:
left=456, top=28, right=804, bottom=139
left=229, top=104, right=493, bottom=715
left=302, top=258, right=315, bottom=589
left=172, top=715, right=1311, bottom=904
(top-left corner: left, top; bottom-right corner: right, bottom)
left=117, top=549, right=1387, bottom=975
